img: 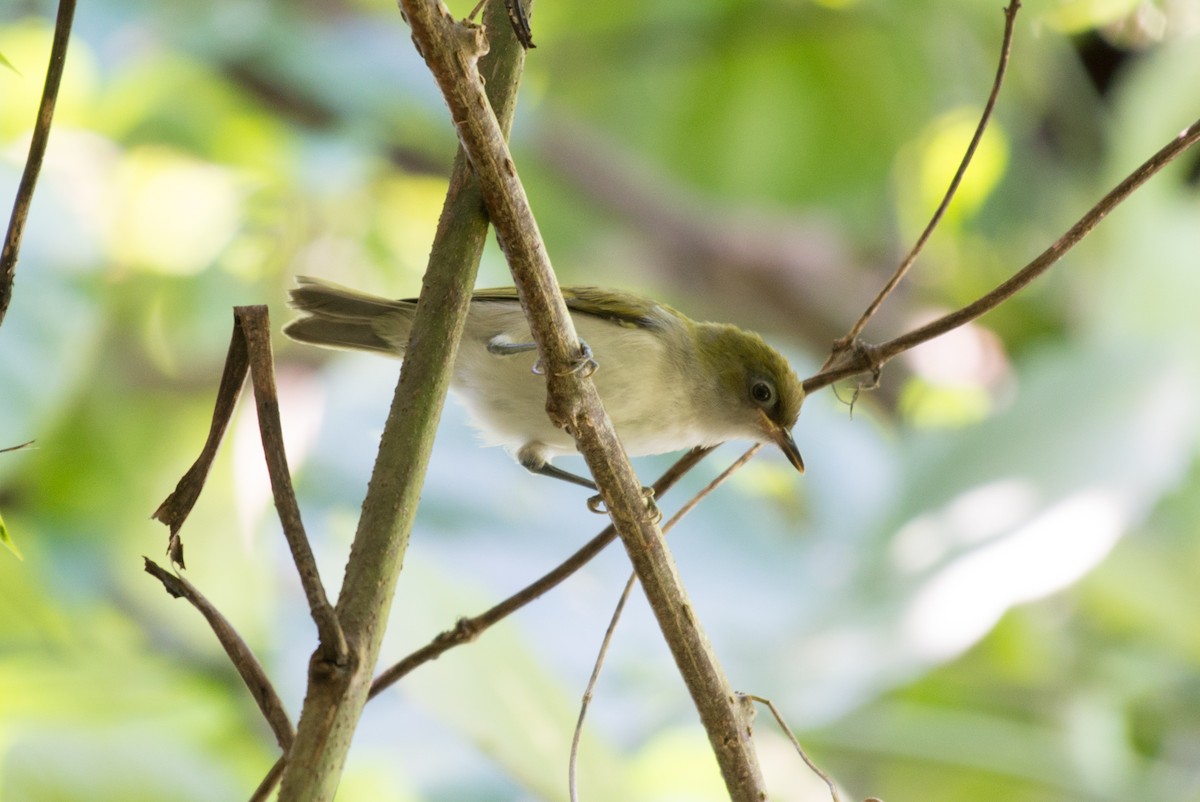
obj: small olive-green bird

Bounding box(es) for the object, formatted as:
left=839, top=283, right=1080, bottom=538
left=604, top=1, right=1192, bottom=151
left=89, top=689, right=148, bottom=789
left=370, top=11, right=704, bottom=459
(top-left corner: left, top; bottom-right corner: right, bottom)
left=284, top=277, right=805, bottom=490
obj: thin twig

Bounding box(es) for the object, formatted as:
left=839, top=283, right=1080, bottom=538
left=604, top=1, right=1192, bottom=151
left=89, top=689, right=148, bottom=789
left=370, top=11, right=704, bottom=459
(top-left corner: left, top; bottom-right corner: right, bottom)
left=569, top=445, right=762, bottom=802
left=829, top=0, right=1021, bottom=356
left=236, top=306, right=347, bottom=665
left=153, top=314, right=252, bottom=567
left=152, top=307, right=346, bottom=663
left=248, top=760, right=285, bottom=802
left=0, top=0, right=76, bottom=328
left=804, top=116, right=1200, bottom=395
left=143, top=558, right=295, bottom=752
left=0, top=440, right=35, bottom=454
left=744, top=694, right=841, bottom=802
left=569, top=576, right=634, bottom=802
left=248, top=448, right=713, bottom=800
left=368, top=446, right=713, bottom=698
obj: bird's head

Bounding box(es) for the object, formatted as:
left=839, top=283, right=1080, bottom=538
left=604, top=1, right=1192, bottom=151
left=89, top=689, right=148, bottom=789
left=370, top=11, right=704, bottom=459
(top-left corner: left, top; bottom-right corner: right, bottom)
left=695, top=324, right=805, bottom=472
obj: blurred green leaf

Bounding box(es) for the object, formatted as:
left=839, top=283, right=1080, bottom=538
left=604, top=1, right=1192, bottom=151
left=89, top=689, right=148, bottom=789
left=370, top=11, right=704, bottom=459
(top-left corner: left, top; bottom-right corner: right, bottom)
left=0, top=508, right=19, bottom=560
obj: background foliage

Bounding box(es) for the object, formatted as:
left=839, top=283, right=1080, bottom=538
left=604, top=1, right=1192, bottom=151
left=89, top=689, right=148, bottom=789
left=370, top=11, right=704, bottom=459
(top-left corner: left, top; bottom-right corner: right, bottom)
left=2, top=0, right=1199, bottom=799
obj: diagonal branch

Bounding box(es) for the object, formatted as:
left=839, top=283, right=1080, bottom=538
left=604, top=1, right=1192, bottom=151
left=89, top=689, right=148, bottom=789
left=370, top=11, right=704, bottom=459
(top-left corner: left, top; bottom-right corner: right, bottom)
left=152, top=307, right=346, bottom=662
left=805, top=116, right=1200, bottom=395
left=0, top=0, right=76, bottom=328
left=236, top=306, right=347, bottom=664
left=398, top=1, right=767, bottom=798
left=569, top=444, right=761, bottom=802
left=831, top=0, right=1022, bottom=353
left=367, top=446, right=713, bottom=697
left=144, top=558, right=294, bottom=752
left=274, top=1, right=533, bottom=797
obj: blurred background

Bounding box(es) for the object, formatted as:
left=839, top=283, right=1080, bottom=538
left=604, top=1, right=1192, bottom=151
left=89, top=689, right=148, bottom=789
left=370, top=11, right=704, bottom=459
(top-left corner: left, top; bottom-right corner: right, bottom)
left=2, top=0, right=1200, bottom=799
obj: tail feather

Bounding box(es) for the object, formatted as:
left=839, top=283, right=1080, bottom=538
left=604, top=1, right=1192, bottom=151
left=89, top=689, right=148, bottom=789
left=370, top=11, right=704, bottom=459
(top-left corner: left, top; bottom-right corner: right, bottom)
left=284, top=277, right=412, bottom=356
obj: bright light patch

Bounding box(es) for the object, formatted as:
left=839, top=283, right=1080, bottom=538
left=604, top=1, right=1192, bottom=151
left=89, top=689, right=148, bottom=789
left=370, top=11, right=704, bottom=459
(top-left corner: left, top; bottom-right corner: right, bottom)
left=110, top=146, right=243, bottom=275
left=232, top=368, right=325, bottom=546
left=1041, top=0, right=1145, bottom=35
left=891, top=479, right=1039, bottom=573
left=902, top=489, right=1127, bottom=660
left=915, top=108, right=1009, bottom=223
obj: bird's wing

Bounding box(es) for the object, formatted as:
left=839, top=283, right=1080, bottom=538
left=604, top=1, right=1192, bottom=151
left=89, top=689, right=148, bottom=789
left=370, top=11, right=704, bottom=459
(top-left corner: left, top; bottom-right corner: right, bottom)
left=469, top=286, right=667, bottom=330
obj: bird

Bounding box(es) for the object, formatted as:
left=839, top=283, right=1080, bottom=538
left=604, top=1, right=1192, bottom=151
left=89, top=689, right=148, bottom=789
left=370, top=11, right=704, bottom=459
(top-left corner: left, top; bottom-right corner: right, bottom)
left=284, top=277, right=805, bottom=499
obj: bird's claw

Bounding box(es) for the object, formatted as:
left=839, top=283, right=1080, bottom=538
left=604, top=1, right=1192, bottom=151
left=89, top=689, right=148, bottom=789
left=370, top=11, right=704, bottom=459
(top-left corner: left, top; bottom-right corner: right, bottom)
left=586, top=487, right=662, bottom=524
left=532, top=340, right=598, bottom=378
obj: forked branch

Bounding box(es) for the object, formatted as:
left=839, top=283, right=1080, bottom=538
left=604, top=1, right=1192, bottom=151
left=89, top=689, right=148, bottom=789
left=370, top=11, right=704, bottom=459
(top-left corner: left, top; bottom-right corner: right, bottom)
left=830, top=0, right=1022, bottom=353
left=807, top=116, right=1200, bottom=394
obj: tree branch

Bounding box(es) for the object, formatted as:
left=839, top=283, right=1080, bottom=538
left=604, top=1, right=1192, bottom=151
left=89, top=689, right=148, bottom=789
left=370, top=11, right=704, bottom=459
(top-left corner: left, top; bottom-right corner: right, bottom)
left=274, top=2, right=532, bottom=798
left=832, top=0, right=1022, bottom=351
left=0, top=0, right=76, bottom=328
left=570, top=445, right=761, bottom=802
left=398, top=1, right=767, bottom=797
left=153, top=308, right=346, bottom=661
left=367, top=446, right=713, bottom=697
left=144, top=558, right=294, bottom=753
left=237, top=306, right=347, bottom=664
left=804, top=116, right=1200, bottom=395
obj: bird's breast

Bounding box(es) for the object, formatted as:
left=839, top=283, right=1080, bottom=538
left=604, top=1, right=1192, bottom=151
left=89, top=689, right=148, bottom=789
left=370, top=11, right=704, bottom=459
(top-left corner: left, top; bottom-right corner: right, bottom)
left=448, top=308, right=703, bottom=458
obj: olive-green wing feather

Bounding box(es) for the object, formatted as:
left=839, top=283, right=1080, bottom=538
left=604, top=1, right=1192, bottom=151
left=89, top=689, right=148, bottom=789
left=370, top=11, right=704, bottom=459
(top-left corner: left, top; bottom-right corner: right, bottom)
left=468, top=286, right=668, bottom=330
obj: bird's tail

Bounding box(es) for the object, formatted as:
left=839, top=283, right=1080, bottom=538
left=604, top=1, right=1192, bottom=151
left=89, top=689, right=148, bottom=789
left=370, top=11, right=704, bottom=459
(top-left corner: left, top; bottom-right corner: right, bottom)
left=283, top=277, right=413, bottom=355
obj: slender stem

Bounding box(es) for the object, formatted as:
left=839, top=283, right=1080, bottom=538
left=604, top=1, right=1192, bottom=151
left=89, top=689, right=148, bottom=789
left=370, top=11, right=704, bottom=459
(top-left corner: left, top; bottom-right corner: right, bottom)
left=804, top=116, right=1200, bottom=395
left=144, top=559, right=295, bottom=752
left=0, top=0, right=76, bottom=327
left=745, top=694, right=841, bottom=802
left=237, top=306, right=347, bottom=664
left=831, top=0, right=1021, bottom=354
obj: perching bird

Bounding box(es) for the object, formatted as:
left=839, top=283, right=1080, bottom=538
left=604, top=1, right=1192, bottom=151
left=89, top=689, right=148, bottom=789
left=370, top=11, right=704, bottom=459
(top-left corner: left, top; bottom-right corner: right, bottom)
left=284, top=277, right=804, bottom=493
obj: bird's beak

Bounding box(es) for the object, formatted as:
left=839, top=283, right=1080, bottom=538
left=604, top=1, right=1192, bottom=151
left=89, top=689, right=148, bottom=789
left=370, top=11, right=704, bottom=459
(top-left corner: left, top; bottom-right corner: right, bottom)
left=760, top=411, right=804, bottom=473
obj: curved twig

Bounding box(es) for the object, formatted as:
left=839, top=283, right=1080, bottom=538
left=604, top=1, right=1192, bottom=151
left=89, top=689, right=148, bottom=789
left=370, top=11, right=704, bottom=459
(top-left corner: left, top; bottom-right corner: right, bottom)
left=830, top=0, right=1022, bottom=354
left=0, top=0, right=76, bottom=327
left=144, top=558, right=295, bottom=752
left=368, top=446, right=713, bottom=699
left=805, top=116, right=1200, bottom=395
left=744, top=694, right=842, bottom=802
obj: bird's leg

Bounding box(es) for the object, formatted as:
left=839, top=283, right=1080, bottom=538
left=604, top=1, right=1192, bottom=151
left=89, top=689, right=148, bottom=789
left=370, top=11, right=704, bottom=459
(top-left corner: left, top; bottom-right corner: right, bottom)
left=486, top=337, right=537, bottom=357
left=486, top=336, right=598, bottom=378
left=518, top=446, right=660, bottom=523
left=519, top=451, right=598, bottom=490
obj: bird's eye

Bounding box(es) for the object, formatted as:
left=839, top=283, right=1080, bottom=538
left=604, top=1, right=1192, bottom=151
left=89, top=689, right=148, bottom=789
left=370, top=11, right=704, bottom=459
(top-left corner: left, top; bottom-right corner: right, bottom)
left=751, top=380, right=774, bottom=405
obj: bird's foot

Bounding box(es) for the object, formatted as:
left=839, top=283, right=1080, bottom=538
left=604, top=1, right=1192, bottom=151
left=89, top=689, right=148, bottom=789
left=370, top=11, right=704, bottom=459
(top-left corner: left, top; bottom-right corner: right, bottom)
left=533, top=340, right=598, bottom=378
left=586, top=486, right=662, bottom=524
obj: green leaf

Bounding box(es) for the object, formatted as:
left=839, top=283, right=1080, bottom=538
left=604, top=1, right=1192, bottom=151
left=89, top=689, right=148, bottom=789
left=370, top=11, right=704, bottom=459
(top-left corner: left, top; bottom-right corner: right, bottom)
left=0, top=509, right=22, bottom=560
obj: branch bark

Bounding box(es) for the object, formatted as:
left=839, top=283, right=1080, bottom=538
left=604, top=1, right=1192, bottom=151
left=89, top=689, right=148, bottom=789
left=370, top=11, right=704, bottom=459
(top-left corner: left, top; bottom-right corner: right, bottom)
left=274, top=2, right=532, bottom=798
left=804, top=116, right=1200, bottom=395
left=0, top=0, right=76, bottom=328
left=398, top=1, right=767, bottom=798
left=144, top=558, right=295, bottom=752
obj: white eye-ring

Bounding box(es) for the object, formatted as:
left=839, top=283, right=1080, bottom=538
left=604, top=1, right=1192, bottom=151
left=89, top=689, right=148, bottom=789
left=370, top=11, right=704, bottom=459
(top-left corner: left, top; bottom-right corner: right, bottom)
left=751, top=380, right=774, bottom=405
